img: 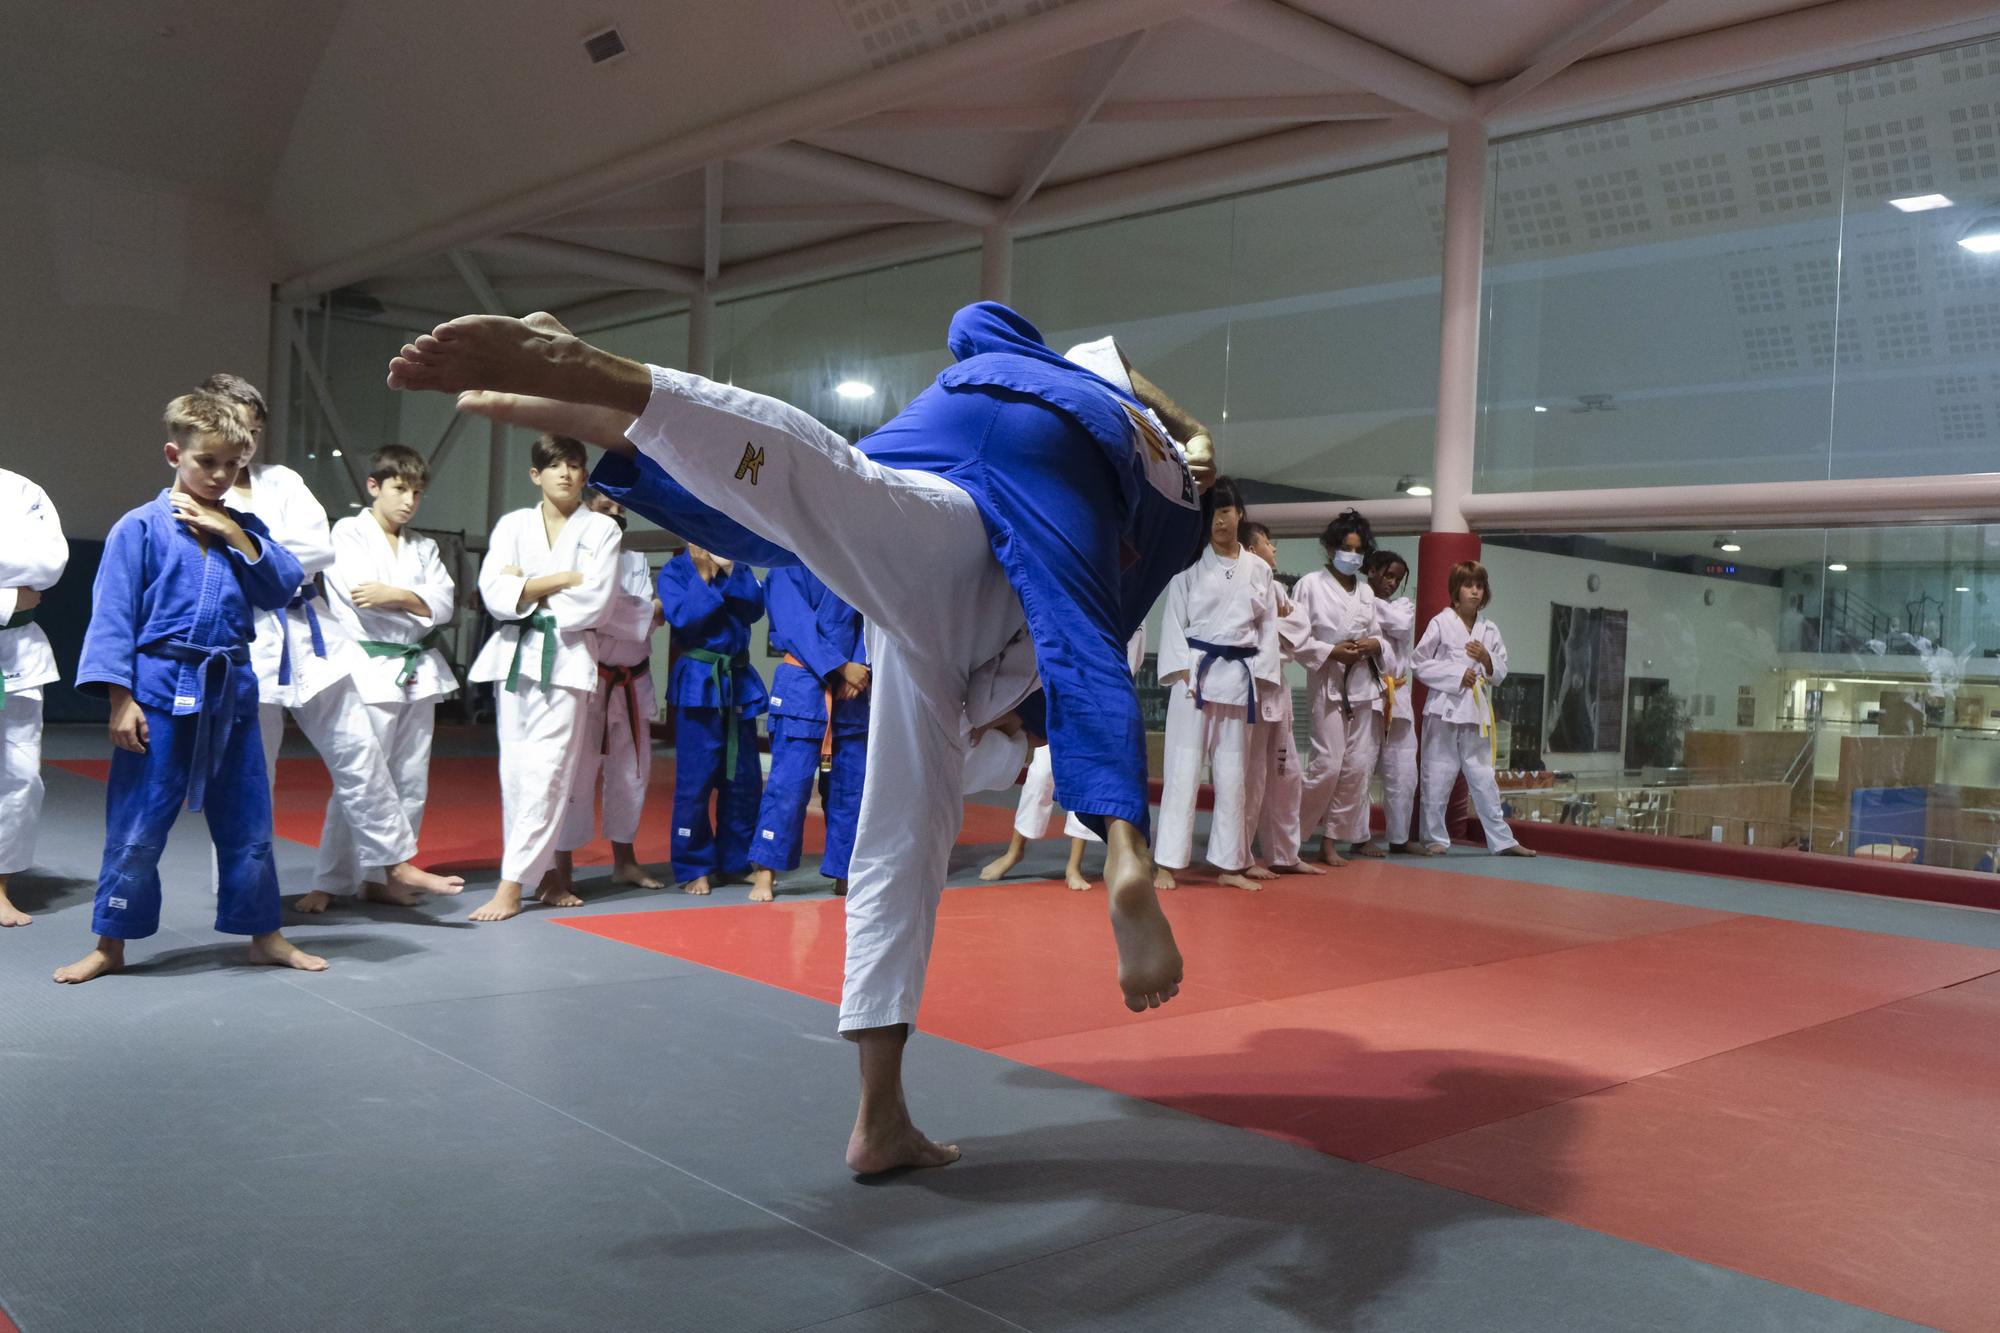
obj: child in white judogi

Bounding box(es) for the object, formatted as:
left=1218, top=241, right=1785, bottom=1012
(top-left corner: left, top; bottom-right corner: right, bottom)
left=201, top=375, right=463, bottom=907
left=1294, top=509, right=1388, bottom=865
left=1155, top=479, right=1273, bottom=890
left=1239, top=522, right=1331, bottom=876
left=552, top=488, right=665, bottom=894
left=304, top=445, right=460, bottom=910
left=467, top=434, right=624, bottom=921
left=1365, top=550, right=1420, bottom=854
left=0, top=469, right=68, bottom=927
left=1412, top=559, right=1535, bottom=858
left=982, top=629, right=1146, bottom=892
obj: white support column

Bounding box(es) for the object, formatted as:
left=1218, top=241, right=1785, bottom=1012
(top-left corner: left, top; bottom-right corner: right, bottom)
left=485, top=420, right=512, bottom=532
left=264, top=299, right=295, bottom=466
left=690, top=163, right=723, bottom=378
left=688, top=289, right=717, bottom=379
left=1430, top=119, right=1489, bottom=535
left=980, top=224, right=1014, bottom=304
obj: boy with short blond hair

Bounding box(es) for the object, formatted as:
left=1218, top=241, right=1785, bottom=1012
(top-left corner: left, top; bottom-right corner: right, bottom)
left=56, top=394, right=324, bottom=983
left=306, top=444, right=460, bottom=909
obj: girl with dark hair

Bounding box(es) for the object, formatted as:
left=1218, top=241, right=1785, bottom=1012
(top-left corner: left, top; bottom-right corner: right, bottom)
left=1293, top=508, right=1390, bottom=865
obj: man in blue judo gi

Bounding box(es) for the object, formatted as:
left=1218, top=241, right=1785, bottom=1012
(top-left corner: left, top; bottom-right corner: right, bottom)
left=386, top=302, right=1214, bottom=1174
left=657, top=542, right=766, bottom=895
left=55, top=393, right=328, bottom=983
left=748, top=565, right=869, bottom=903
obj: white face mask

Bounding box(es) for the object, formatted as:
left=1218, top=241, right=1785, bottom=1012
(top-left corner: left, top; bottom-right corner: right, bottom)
left=1332, top=550, right=1365, bottom=577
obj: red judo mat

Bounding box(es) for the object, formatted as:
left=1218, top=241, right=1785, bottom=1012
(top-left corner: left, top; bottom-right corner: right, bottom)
left=561, top=867, right=2000, bottom=1332
left=51, top=755, right=1023, bottom=871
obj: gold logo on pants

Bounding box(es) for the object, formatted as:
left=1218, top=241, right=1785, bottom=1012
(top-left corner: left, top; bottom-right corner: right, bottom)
left=735, top=443, right=765, bottom=484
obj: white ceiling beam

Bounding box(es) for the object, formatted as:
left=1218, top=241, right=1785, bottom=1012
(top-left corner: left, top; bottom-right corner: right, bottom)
left=1476, top=0, right=1676, bottom=117
left=1461, top=474, right=2000, bottom=533
left=1003, top=30, right=1149, bottom=220
left=746, top=142, right=1005, bottom=226
left=473, top=235, right=704, bottom=294
left=541, top=203, right=935, bottom=231
left=849, top=93, right=1403, bottom=131
left=1205, top=0, right=1474, bottom=123
left=277, top=0, right=1228, bottom=299
left=712, top=222, right=977, bottom=297
left=445, top=249, right=507, bottom=315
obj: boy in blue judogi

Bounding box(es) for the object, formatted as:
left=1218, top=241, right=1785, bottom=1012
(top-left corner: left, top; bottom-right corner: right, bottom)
left=747, top=565, right=868, bottom=902
left=55, top=393, right=326, bottom=984
left=658, top=544, right=767, bottom=895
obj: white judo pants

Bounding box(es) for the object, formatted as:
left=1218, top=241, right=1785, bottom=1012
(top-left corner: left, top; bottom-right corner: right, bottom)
left=314, top=699, right=437, bottom=892
left=626, top=378, right=1025, bottom=1034
left=1154, top=684, right=1252, bottom=872
left=559, top=680, right=651, bottom=851
left=1245, top=703, right=1304, bottom=868
left=1378, top=712, right=1418, bottom=847
left=1299, top=691, right=1381, bottom=846
left=0, top=693, right=44, bottom=876
left=1014, top=744, right=1094, bottom=843
left=496, top=680, right=590, bottom=885
left=1419, top=719, right=1518, bottom=852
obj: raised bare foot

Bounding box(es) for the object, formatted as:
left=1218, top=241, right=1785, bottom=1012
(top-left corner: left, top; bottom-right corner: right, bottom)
left=389, top=313, right=580, bottom=397
left=0, top=888, right=33, bottom=926
left=979, top=841, right=1025, bottom=882
left=470, top=885, right=524, bottom=922
left=1106, top=822, right=1184, bottom=1012
left=748, top=869, right=776, bottom=903
left=1270, top=860, right=1328, bottom=877
left=54, top=939, right=124, bottom=984
left=1499, top=845, right=1539, bottom=858
left=388, top=862, right=465, bottom=897
left=1352, top=842, right=1388, bottom=859
left=683, top=877, right=712, bottom=897
left=845, top=1119, right=961, bottom=1175
left=360, top=880, right=425, bottom=907
left=247, top=932, right=329, bottom=973
left=456, top=392, right=639, bottom=452
left=1245, top=862, right=1278, bottom=881
left=1216, top=872, right=1263, bottom=892
left=610, top=862, right=666, bottom=890
left=293, top=889, right=337, bottom=914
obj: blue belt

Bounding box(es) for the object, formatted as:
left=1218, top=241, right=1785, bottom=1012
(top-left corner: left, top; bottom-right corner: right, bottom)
left=276, top=588, right=327, bottom=687
left=156, top=640, right=251, bottom=813
left=1188, top=637, right=1257, bottom=722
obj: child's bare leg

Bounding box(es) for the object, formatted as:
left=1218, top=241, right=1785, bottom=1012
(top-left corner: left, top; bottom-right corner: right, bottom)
left=386, top=861, right=464, bottom=897
left=470, top=880, right=525, bottom=921
left=294, top=889, right=338, bottom=913
left=845, top=1025, right=960, bottom=1175
left=833, top=878, right=848, bottom=897
left=0, top=875, right=33, bottom=926
left=389, top=313, right=653, bottom=427
left=748, top=866, right=776, bottom=902
left=609, top=843, right=664, bottom=889
left=247, top=931, right=329, bottom=972
left=535, top=856, right=584, bottom=908
left=54, top=935, right=123, bottom=983
left=1064, top=838, right=1091, bottom=892
left=683, top=876, right=712, bottom=897
left=1104, top=820, right=1182, bottom=1012
left=980, top=832, right=1029, bottom=882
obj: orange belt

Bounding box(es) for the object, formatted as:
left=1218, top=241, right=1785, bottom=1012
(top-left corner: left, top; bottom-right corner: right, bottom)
left=598, top=661, right=651, bottom=781
left=783, top=653, right=836, bottom=772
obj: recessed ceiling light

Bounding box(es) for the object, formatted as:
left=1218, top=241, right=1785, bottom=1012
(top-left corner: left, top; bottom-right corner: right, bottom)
left=1718, top=542, right=1741, bottom=553
left=1406, top=484, right=1433, bottom=497
left=330, top=449, right=343, bottom=458
left=1958, top=222, right=2000, bottom=255
left=1395, top=476, right=1433, bottom=497
left=1828, top=563, right=1848, bottom=572
left=1532, top=404, right=1549, bottom=413
left=1889, top=193, right=1953, bottom=212
left=1957, top=586, right=1973, bottom=593
left=834, top=380, right=876, bottom=400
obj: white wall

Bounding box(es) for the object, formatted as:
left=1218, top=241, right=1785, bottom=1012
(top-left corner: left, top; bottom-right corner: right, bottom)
left=0, top=151, right=273, bottom=538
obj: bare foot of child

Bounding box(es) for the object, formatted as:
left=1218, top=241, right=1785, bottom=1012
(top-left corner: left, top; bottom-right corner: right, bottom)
left=1270, top=860, right=1327, bottom=876
left=683, top=877, right=712, bottom=897
left=536, top=882, right=585, bottom=908
left=609, top=859, right=665, bottom=890
left=294, top=890, right=337, bottom=914
left=1153, top=866, right=1177, bottom=890
left=1245, top=862, right=1278, bottom=881
left=0, top=884, right=33, bottom=926
left=1389, top=842, right=1419, bottom=855
left=361, top=880, right=425, bottom=907
left=1418, top=843, right=1449, bottom=857
left=388, top=861, right=464, bottom=897
left=979, top=834, right=1027, bottom=882
left=1216, top=871, right=1262, bottom=892
left=1499, top=845, right=1539, bottom=858
left=748, top=869, right=776, bottom=903
left=247, top=931, right=329, bottom=973
left=54, top=937, right=125, bottom=984
left=1318, top=839, right=1349, bottom=868
left=1106, top=821, right=1183, bottom=1013
left=470, top=883, right=525, bottom=921
left=1352, top=842, right=1387, bottom=859
left=1066, top=867, right=1093, bottom=892
left=845, top=1110, right=961, bottom=1175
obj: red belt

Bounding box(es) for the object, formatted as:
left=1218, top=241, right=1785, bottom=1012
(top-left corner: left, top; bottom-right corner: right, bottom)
left=783, top=653, right=836, bottom=772
left=598, top=661, right=652, bottom=781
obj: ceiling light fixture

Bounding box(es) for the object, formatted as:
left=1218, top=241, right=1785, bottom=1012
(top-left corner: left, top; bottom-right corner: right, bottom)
left=1889, top=193, right=1953, bottom=213
left=1957, top=586, right=1973, bottom=593
left=1532, top=404, right=1549, bottom=413
left=834, top=380, right=876, bottom=400
left=1828, top=563, right=1849, bottom=572
left=1714, top=537, right=1741, bottom=553
left=1957, top=214, right=2000, bottom=254
left=1396, top=476, right=1432, bottom=497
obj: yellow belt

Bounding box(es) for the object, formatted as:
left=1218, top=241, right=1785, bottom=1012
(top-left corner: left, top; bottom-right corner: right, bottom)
left=1472, top=674, right=1498, bottom=766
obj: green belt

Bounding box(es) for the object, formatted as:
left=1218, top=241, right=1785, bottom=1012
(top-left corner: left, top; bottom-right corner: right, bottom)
left=361, top=628, right=445, bottom=687
left=0, top=606, right=34, bottom=707
left=506, top=612, right=559, bottom=692
left=682, top=646, right=749, bottom=779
